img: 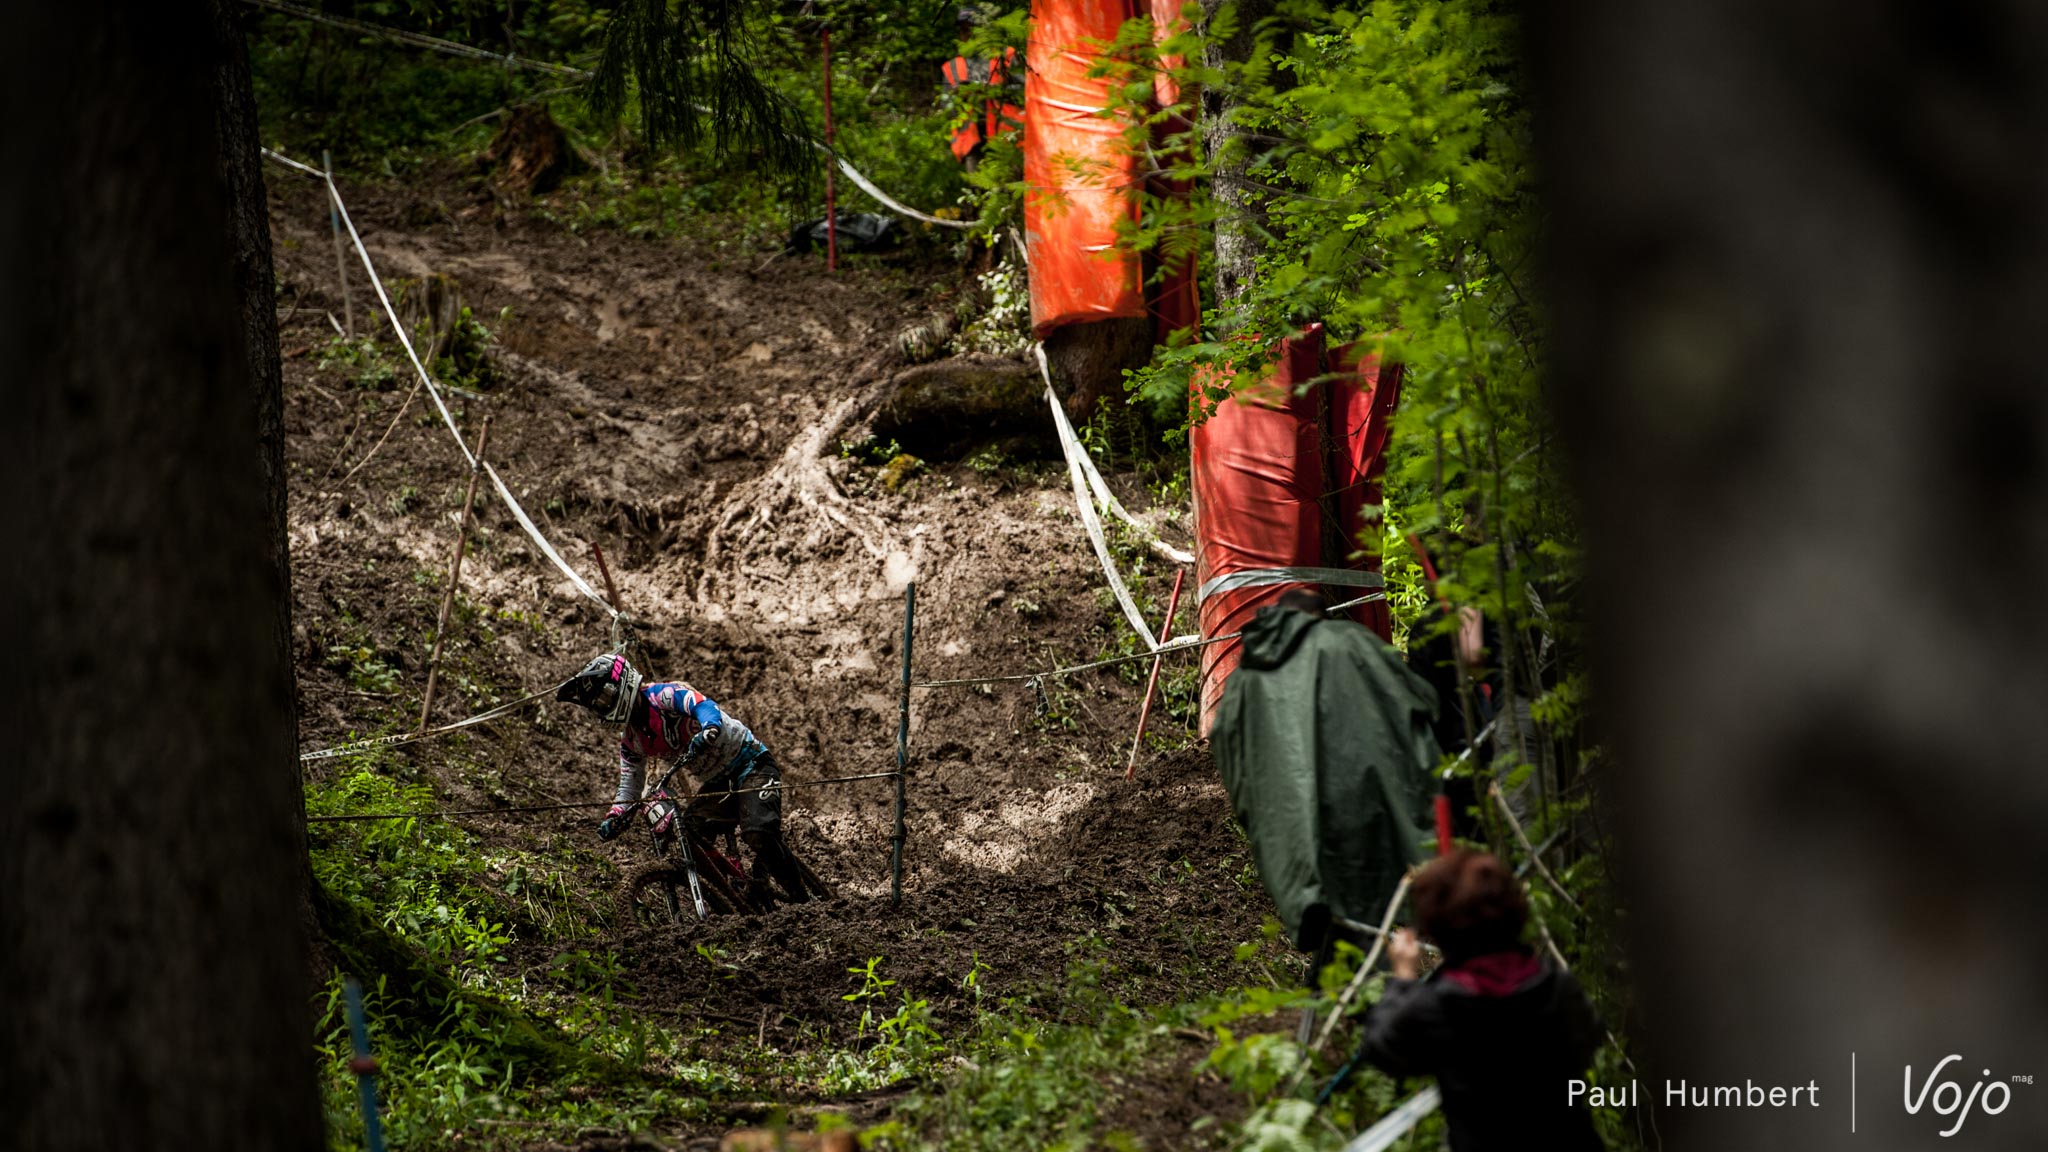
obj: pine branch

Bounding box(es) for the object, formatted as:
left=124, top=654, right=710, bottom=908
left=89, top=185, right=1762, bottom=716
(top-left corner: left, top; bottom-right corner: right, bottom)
left=587, top=0, right=816, bottom=185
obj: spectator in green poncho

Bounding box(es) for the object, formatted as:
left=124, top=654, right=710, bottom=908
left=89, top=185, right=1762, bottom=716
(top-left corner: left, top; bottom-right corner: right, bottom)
left=1211, top=588, right=1440, bottom=956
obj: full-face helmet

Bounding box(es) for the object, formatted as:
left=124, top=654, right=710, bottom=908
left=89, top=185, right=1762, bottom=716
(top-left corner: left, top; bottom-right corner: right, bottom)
left=557, top=653, right=643, bottom=723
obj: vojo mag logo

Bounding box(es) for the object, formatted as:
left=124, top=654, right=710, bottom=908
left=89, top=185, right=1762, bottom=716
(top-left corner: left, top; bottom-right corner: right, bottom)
left=1902, top=1055, right=2030, bottom=1138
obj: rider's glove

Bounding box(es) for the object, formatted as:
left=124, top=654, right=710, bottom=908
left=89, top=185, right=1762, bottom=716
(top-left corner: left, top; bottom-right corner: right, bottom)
left=597, top=803, right=632, bottom=841
left=685, top=726, right=722, bottom=763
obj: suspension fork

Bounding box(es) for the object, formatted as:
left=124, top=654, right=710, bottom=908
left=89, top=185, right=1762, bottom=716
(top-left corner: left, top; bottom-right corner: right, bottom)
left=680, top=838, right=711, bottom=920
left=647, top=755, right=721, bottom=918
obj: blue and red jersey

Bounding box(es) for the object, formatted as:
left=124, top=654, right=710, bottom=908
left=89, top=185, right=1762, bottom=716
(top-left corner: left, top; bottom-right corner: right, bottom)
left=613, top=682, right=767, bottom=806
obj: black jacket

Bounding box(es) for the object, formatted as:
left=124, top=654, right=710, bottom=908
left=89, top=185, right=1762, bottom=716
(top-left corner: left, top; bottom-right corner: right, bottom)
left=1356, top=953, right=1605, bottom=1152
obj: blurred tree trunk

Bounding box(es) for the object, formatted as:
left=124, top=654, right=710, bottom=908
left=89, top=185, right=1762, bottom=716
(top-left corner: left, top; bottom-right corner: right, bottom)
left=0, top=1, right=321, bottom=1148
left=1541, top=1, right=2048, bottom=1147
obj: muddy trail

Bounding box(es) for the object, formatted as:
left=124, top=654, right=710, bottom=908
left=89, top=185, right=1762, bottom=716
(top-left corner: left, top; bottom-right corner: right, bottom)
left=274, top=165, right=1275, bottom=1144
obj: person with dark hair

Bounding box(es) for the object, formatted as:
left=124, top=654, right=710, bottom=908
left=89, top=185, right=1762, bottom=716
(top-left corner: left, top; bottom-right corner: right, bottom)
left=1352, top=849, right=1605, bottom=1151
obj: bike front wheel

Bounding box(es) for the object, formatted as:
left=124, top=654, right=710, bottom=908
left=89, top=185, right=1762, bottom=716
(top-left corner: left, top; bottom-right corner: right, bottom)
left=618, top=862, right=741, bottom=928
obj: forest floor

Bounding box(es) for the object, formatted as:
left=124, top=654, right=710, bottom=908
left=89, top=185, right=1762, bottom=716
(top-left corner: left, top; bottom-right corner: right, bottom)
left=274, top=163, right=1312, bottom=1150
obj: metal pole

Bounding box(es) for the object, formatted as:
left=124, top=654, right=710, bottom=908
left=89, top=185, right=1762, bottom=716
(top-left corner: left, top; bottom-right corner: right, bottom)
left=419, top=417, right=491, bottom=732
left=1125, top=567, right=1186, bottom=779
left=325, top=150, right=353, bottom=338
left=892, top=580, right=914, bottom=905
left=822, top=28, right=838, bottom=273
left=343, top=977, right=388, bottom=1152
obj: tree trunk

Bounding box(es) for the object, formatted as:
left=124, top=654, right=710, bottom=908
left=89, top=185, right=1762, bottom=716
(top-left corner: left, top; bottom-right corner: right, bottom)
left=0, top=1, right=322, bottom=1147
left=1200, top=0, right=1277, bottom=323
left=1043, top=314, right=1155, bottom=424
left=1541, top=1, right=2048, bottom=1147
left=209, top=0, right=319, bottom=963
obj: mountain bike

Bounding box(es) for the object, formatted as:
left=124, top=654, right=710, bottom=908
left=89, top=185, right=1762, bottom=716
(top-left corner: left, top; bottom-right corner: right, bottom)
left=615, top=775, right=835, bottom=928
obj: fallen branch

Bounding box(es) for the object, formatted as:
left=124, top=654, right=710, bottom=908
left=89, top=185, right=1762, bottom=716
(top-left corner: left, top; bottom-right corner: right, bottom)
left=1489, top=781, right=1582, bottom=915
left=1309, top=873, right=1414, bottom=1057
left=338, top=376, right=423, bottom=484
left=324, top=409, right=367, bottom=478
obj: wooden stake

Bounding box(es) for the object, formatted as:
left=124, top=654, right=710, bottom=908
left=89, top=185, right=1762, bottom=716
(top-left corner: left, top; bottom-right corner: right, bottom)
left=418, top=418, right=491, bottom=732
left=892, top=581, right=914, bottom=905
left=822, top=28, right=838, bottom=273
left=325, top=150, right=353, bottom=339
left=1125, top=567, right=1186, bottom=779
left=590, top=540, right=622, bottom=614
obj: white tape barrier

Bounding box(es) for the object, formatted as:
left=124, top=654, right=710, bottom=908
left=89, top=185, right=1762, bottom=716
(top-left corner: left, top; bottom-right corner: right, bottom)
left=1040, top=344, right=1159, bottom=651
left=1059, top=390, right=1195, bottom=566
left=1033, top=343, right=1195, bottom=562
left=1341, top=1087, right=1442, bottom=1152
left=261, top=147, right=327, bottom=178
left=298, top=682, right=563, bottom=761
left=821, top=145, right=973, bottom=230
left=322, top=173, right=475, bottom=468
left=484, top=462, right=613, bottom=610
left=1199, top=566, right=1383, bottom=602
left=262, top=148, right=619, bottom=620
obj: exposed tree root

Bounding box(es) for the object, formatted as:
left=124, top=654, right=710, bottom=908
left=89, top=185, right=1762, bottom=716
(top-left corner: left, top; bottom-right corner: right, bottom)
left=697, top=389, right=890, bottom=604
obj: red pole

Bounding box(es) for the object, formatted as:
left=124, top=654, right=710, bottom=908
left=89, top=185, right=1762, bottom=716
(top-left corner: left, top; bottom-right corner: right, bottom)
left=1435, top=794, right=1455, bottom=855
left=1125, top=567, right=1187, bottom=779
left=822, top=28, right=837, bottom=273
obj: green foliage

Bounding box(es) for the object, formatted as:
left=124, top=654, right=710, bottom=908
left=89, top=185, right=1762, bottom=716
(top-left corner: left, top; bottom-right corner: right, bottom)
left=248, top=2, right=607, bottom=160
left=454, top=304, right=501, bottom=376
left=303, top=771, right=711, bottom=1146
left=319, top=335, right=403, bottom=392
left=954, top=259, right=1033, bottom=354
left=588, top=0, right=813, bottom=181
left=878, top=969, right=1180, bottom=1152
left=1095, top=10, right=1638, bottom=1142
left=310, top=772, right=517, bottom=972
left=250, top=0, right=973, bottom=241
left=840, top=434, right=905, bottom=465
left=328, top=644, right=404, bottom=695
left=1117, top=0, right=1573, bottom=715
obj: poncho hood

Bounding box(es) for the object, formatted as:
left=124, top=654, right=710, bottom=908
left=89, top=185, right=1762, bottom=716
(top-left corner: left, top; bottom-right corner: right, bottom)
left=1240, top=605, right=1321, bottom=670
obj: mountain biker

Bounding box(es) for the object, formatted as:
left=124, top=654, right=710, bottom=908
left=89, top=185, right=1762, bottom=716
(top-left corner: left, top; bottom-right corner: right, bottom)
left=557, top=653, right=808, bottom=908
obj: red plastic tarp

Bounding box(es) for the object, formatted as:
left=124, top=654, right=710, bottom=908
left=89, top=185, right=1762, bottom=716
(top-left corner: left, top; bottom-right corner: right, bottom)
left=942, top=49, right=1023, bottom=162
left=1021, top=0, right=1198, bottom=339
left=1024, top=0, right=1145, bottom=335
left=1143, top=0, right=1199, bottom=341
left=1193, top=326, right=1404, bottom=731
